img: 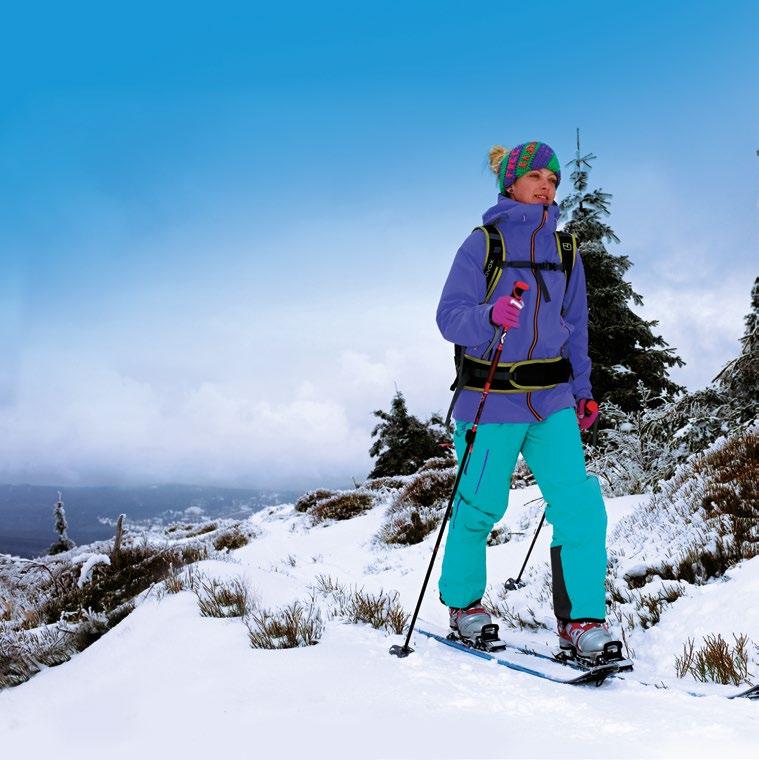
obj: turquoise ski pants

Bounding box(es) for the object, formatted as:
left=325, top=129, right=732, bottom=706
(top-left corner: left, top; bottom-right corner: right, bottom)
left=438, top=406, right=608, bottom=621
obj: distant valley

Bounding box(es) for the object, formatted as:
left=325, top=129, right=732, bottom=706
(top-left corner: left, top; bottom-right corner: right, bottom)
left=0, top=484, right=302, bottom=558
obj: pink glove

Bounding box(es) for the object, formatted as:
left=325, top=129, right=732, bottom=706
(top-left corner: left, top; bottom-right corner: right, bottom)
left=576, top=399, right=599, bottom=431
left=490, top=295, right=524, bottom=329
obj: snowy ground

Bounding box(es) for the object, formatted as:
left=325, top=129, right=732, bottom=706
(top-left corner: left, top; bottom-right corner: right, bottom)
left=1, top=488, right=758, bottom=759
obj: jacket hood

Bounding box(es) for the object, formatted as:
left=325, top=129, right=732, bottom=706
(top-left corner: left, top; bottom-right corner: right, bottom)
left=482, top=194, right=561, bottom=227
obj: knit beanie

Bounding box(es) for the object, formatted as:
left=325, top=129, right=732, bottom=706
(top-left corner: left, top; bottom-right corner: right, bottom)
left=498, top=141, right=561, bottom=193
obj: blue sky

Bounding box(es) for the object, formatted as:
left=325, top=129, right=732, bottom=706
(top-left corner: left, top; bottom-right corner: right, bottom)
left=1, top=1, right=757, bottom=490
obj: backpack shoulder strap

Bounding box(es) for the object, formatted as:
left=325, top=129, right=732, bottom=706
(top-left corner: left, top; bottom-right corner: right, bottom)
left=554, top=231, right=577, bottom=292
left=474, top=224, right=507, bottom=303
left=446, top=224, right=507, bottom=427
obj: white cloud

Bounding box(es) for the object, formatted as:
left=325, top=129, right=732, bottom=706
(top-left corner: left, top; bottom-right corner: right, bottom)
left=0, top=297, right=453, bottom=489
left=2, top=237, right=751, bottom=490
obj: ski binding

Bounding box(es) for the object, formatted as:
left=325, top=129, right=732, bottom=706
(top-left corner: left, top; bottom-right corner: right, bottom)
left=555, top=640, right=634, bottom=672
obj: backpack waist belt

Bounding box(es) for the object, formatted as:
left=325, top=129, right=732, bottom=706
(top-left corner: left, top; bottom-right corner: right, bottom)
left=455, top=355, right=573, bottom=393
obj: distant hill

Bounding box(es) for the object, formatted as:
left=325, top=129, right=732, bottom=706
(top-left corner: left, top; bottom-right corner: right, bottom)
left=0, top=484, right=301, bottom=558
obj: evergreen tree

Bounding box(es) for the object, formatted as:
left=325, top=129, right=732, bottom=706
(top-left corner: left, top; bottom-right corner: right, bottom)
left=560, top=130, right=684, bottom=412
left=369, top=391, right=451, bottom=477
left=49, top=491, right=75, bottom=555
left=714, top=276, right=759, bottom=422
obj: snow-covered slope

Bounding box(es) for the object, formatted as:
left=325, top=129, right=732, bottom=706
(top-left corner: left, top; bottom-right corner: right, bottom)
left=1, top=489, right=757, bottom=760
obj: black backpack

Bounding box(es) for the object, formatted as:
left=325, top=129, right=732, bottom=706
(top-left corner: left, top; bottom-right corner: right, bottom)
left=445, top=224, right=578, bottom=426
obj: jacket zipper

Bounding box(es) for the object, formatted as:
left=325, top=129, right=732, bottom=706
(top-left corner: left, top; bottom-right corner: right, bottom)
left=526, top=206, right=548, bottom=422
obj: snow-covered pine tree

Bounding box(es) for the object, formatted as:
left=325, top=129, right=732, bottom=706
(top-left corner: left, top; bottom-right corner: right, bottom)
left=368, top=390, right=452, bottom=477
left=560, top=129, right=684, bottom=413
left=714, top=276, right=759, bottom=423
left=587, top=277, right=759, bottom=491
left=49, top=491, right=75, bottom=555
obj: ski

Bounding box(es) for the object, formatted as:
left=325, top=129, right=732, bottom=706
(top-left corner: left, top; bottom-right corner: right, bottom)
left=415, top=620, right=758, bottom=700
left=475, top=627, right=758, bottom=701
left=415, top=626, right=620, bottom=687
left=728, top=684, right=759, bottom=700
left=495, top=636, right=759, bottom=700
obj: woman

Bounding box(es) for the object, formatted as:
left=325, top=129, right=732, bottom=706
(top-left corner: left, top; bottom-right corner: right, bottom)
left=436, top=140, right=613, bottom=659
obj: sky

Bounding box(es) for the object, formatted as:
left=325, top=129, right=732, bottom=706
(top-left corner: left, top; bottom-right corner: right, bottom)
left=1, top=1, right=757, bottom=491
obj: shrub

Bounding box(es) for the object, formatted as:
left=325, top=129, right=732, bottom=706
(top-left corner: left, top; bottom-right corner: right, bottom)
left=511, top=456, right=535, bottom=489
left=376, top=468, right=454, bottom=545
left=166, top=523, right=192, bottom=534
left=607, top=426, right=759, bottom=593
left=362, top=476, right=408, bottom=492
left=487, top=527, right=511, bottom=547
left=396, top=468, right=455, bottom=509
left=699, top=431, right=758, bottom=553
left=213, top=528, right=250, bottom=552
left=37, top=542, right=208, bottom=626
left=186, top=522, right=219, bottom=537
left=418, top=455, right=456, bottom=473
left=246, top=601, right=323, bottom=649
left=654, top=429, right=759, bottom=583
left=0, top=536, right=211, bottom=691
left=294, top=489, right=337, bottom=513
left=0, top=627, right=74, bottom=689
left=0, top=601, right=137, bottom=690
left=311, top=491, right=375, bottom=523
left=675, top=633, right=754, bottom=686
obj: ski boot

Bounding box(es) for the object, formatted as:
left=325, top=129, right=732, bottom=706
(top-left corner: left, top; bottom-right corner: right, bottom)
left=447, top=601, right=504, bottom=651
left=556, top=619, right=632, bottom=670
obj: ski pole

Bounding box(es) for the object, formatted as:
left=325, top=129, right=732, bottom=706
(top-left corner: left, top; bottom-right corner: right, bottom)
left=390, top=280, right=529, bottom=658
left=503, top=509, right=545, bottom=591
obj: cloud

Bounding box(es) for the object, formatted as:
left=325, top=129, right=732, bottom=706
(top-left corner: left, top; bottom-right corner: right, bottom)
left=2, top=246, right=751, bottom=490
left=0, top=298, right=453, bottom=489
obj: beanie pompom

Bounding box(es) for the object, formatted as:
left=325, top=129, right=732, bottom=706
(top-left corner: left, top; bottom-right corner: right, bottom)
left=488, top=145, right=508, bottom=176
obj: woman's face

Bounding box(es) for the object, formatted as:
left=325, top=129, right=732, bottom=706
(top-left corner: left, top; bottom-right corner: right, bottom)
left=507, top=168, right=558, bottom=205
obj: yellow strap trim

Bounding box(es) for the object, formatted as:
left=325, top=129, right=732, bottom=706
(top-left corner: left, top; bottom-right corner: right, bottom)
left=484, top=227, right=506, bottom=302
left=462, top=383, right=561, bottom=394
left=554, top=232, right=578, bottom=269
left=475, top=226, right=490, bottom=269
left=461, top=355, right=565, bottom=392
left=462, top=354, right=564, bottom=368
left=475, top=226, right=507, bottom=303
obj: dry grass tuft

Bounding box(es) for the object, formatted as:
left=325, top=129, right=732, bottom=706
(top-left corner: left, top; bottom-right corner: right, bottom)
left=312, top=574, right=409, bottom=634
left=196, top=576, right=251, bottom=618
left=675, top=633, right=754, bottom=686
left=245, top=602, right=323, bottom=649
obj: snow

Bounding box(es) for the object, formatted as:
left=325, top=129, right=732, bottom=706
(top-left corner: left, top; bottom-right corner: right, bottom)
left=71, top=552, right=112, bottom=588
left=1, top=487, right=757, bottom=759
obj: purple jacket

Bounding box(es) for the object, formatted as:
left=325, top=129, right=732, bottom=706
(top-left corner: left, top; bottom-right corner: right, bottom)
left=437, top=195, right=592, bottom=424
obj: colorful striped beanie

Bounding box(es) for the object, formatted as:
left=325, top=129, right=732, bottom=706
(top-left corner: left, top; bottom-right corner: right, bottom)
left=498, top=141, right=561, bottom=193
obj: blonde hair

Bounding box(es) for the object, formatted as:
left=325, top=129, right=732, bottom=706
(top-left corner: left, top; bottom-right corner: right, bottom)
left=488, top=144, right=508, bottom=176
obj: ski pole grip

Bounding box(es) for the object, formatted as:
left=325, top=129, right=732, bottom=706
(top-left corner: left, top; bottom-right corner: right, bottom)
left=512, top=281, right=530, bottom=300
